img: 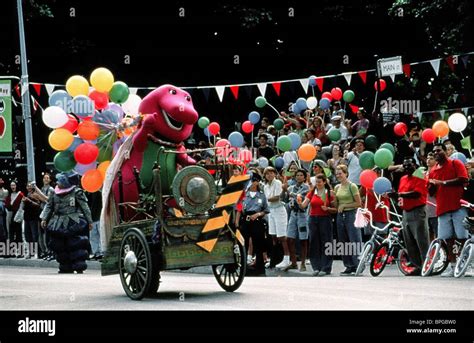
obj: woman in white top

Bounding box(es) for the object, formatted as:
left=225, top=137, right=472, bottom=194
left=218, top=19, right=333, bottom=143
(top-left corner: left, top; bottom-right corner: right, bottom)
left=263, top=167, right=290, bottom=269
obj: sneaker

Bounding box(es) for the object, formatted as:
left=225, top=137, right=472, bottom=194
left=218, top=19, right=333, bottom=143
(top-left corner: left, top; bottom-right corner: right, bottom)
left=441, top=266, right=454, bottom=278
left=312, top=270, right=320, bottom=276
left=299, top=264, right=307, bottom=272
left=318, top=271, right=330, bottom=276
left=247, top=256, right=253, bottom=265
left=340, top=268, right=355, bottom=276
left=275, top=259, right=291, bottom=269
left=265, top=260, right=271, bottom=269
left=283, top=264, right=298, bottom=272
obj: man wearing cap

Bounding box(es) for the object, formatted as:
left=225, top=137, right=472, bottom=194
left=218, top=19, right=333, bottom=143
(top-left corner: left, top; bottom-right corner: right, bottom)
left=325, top=114, right=349, bottom=142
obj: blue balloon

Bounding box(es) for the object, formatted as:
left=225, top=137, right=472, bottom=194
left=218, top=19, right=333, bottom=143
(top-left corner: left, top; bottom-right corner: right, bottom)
left=228, top=131, right=244, bottom=147
left=451, top=152, right=467, bottom=164
left=258, top=157, right=269, bottom=168
left=72, top=95, right=94, bottom=118
left=74, top=162, right=97, bottom=176
left=373, top=177, right=392, bottom=195
left=295, top=98, right=307, bottom=111
left=48, top=90, right=72, bottom=112
left=309, top=75, right=317, bottom=87
left=320, top=98, right=331, bottom=110
left=288, top=132, right=301, bottom=150
left=248, top=111, right=261, bottom=125
left=203, top=127, right=211, bottom=137
left=67, top=136, right=83, bottom=152
left=275, top=157, right=285, bottom=170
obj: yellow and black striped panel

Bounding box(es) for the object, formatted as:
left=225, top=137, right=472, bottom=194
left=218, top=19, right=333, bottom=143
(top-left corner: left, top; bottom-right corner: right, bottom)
left=196, top=209, right=230, bottom=253
left=215, top=174, right=250, bottom=209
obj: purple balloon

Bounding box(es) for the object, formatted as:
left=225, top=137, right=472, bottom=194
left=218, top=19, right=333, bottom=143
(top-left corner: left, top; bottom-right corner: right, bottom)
left=74, top=162, right=97, bottom=176
left=67, top=136, right=83, bottom=152
left=106, top=103, right=124, bottom=120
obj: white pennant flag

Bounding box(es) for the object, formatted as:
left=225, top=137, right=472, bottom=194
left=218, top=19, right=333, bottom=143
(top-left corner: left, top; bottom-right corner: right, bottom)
left=416, top=112, right=422, bottom=121
left=342, top=73, right=352, bottom=85
left=430, top=59, right=441, bottom=76
left=439, top=110, right=446, bottom=119
left=45, top=84, right=55, bottom=96
left=453, top=94, right=459, bottom=102
left=257, top=83, right=267, bottom=96
left=299, top=78, right=309, bottom=93
left=215, top=86, right=225, bottom=102
left=389, top=74, right=396, bottom=82
left=12, top=96, right=17, bottom=107
left=463, top=107, right=469, bottom=115
left=129, top=87, right=138, bottom=95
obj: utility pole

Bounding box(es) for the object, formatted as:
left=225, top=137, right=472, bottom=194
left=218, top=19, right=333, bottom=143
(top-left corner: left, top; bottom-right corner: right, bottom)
left=16, top=0, right=36, bottom=182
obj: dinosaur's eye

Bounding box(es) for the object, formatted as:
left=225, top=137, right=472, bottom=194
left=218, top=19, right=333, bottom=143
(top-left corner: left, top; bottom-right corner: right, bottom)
left=169, top=89, right=177, bottom=95
left=185, top=95, right=191, bottom=102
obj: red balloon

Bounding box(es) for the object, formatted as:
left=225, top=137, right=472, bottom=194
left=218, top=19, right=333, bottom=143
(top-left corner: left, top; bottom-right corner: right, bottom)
left=421, top=128, right=436, bottom=144
left=215, top=139, right=231, bottom=157
left=208, top=122, right=220, bottom=136
left=321, top=92, right=333, bottom=102
left=238, top=149, right=252, bottom=163
left=393, top=122, right=408, bottom=137
left=374, top=79, right=387, bottom=92
left=360, top=170, right=378, bottom=189
left=89, top=90, right=109, bottom=110
left=61, top=114, right=79, bottom=133
left=242, top=120, right=254, bottom=134
left=330, top=87, right=342, bottom=101
left=74, top=142, right=99, bottom=165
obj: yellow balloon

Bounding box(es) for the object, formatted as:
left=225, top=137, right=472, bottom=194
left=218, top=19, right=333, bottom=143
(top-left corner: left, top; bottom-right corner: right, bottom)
left=49, top=128, right=74, bottom=151
left=66, top=75, right=89, bottom=97
left=90, top=67, right=114, bottom=93
left=97, top=160, right=111, bottom=180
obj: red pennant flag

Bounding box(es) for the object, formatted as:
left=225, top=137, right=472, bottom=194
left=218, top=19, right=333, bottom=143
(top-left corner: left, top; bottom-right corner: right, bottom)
left=446, top=56, right=456, bottom=72
left=32, top=83, right=42, bottom=96
left=349, top=104, right=359, bottom=113
left=358, top=71, right=367, bottom=84
left=14, top=84, right=20, bottom=97
left=403, top=64, right=411, bottom=78
left=230, top=85, right=239, bottom=100
left=316, top=78, right=324, bottom=92
left=271, top=82, right=281, bottom=96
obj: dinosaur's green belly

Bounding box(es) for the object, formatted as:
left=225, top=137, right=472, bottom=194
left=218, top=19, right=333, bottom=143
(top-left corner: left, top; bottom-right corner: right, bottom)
left=140, top=141, right=176, bottom=195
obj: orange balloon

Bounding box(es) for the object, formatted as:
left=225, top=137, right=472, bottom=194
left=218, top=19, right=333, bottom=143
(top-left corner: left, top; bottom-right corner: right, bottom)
left=77, top=120, right=100, bottom=140
left=432, top=120, right=449, bottom=137
left=81, top=169, right=103, bottom=193
left=298, top=143, right=317, bottom=162
left=97, top=160, right=111, bottom=180
left=49, top=128, right=74, bottom=151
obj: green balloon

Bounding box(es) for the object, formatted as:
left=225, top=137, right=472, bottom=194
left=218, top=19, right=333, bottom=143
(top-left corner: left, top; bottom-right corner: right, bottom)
left=359, top=151, right=375, bottom=170
left=109, top=81, right=130, bottom=104
left=343, top=90, right=355, bottom=103
left=374, top=148, right=394, bottom=169
left=379, top=143, right=395, bottom=157
left=98, top=145, right=113, bottom=162
left=54, top=151, right=76, bottom=172
left=198, top=117, right=210, bottom=129
left=327, top=129, right=341, bottom=142
left=365, top=135, right=378, bottom=151
left=277, top=135, right=292, bottom=152
left=273, top=118, right=285, bottom=130
left=255, top=96, right=267, bottom=108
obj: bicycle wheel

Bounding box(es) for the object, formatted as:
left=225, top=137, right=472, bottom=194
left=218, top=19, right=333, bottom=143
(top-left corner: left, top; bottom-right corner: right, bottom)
left=454, top=241, right=473, bottom=278
left=422, top=239, right=448, bottom=277
left=397, top=248, right=417, bottom=276
left=370, top=242, right=390, bottom=277
left=355, top=242, right=374, bottom=276
left=430, top=241, right=449, bottom=276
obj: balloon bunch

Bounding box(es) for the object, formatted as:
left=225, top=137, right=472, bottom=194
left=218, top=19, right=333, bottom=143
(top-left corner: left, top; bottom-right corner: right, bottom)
left=43, top=67, right=141, bottom=193
left=420, top=112, right=468, bottom=146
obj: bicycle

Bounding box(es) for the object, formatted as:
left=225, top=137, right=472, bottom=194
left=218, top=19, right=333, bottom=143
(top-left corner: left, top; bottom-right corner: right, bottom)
left=454, top=201, right=473, bottom=278
left=421, top=200, right=471, bottom=277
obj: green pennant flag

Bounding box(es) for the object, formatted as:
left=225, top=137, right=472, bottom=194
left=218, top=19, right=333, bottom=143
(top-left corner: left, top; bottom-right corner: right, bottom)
left=460, top=135, right=471, bottom=151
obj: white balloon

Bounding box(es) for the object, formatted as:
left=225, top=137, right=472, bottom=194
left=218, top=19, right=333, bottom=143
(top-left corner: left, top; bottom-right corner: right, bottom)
left=42, top=106, right=68, bottom=129
left=258, top=157, right=269, bottom=168
left=448, top=112, right=467, bottom=132
left=306, top=96, right=318, bottom=110
left=121, top=94, right=142, bottom=115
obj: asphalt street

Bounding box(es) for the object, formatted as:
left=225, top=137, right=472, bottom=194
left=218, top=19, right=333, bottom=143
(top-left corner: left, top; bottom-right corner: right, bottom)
left=0, top=262, right=472, bottom=310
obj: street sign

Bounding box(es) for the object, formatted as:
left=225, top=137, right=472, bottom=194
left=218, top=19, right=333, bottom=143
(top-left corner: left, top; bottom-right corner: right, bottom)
left=377, top=56, right=403, bottom=77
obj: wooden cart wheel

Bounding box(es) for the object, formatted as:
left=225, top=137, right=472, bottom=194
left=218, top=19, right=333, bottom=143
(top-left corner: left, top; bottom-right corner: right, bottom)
left=212, top=242, right=246, bottom=292
left=119, top=228, right=155, bottom=300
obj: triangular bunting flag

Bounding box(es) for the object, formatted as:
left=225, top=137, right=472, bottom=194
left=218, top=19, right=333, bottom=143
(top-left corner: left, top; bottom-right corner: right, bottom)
left=32, top=83, right=42, bottom=96
left=439, top=110, right=446, bottom=120
left=129, top=87, right=138, bottom=95
left=14, top=84, right=20, bottom=98
left=461, top=55, right=469, bottom=68
left=230, top=85, right=239, bottom=100
left=389, top=74, right=396, bottom=82
left=45, top=84, right=55, bottom=96
left=460, top=136, right=471, bottom=151
left=403, top=64, right=411, bottom=78
left=446, top=56, right=456, bottom=72
left=453, top=94, right=459, bottom=102
left=299, top=78, right=309, bottom=94
left=316, top=78, right=324, bottom=92
left=12, top=96, right=17, bottom=107
left=416, top=112, right=422, bottom=121
left=462, top=107, right=469, bottom=116
left=257, top=83, right=267, bottom=96
left=215, top=86, right=225, bottom=102
left=271, top=82, right=281, bottom=96
left=429, top=59, right=441, bottom=76
left=349, top=104, right=359, bottom=113
left=358, top=71, right=367, bottom=84
left=30, top=95, right=37, bottom=111
left=342, top=73, right=352, bottom=85
left=201, top=88, right=211, bottom=102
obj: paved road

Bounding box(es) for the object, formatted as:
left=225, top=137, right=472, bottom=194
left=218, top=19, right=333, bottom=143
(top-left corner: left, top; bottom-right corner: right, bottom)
left=0, top=262, right=472, bottom=310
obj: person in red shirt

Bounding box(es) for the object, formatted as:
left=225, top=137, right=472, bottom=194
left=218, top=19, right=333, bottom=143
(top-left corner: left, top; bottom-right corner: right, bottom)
left=428, top=142, right=469, bottom=277
left=298, top=173, right=337, bottom=276
left=390, top=157, right=429, bottom=274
